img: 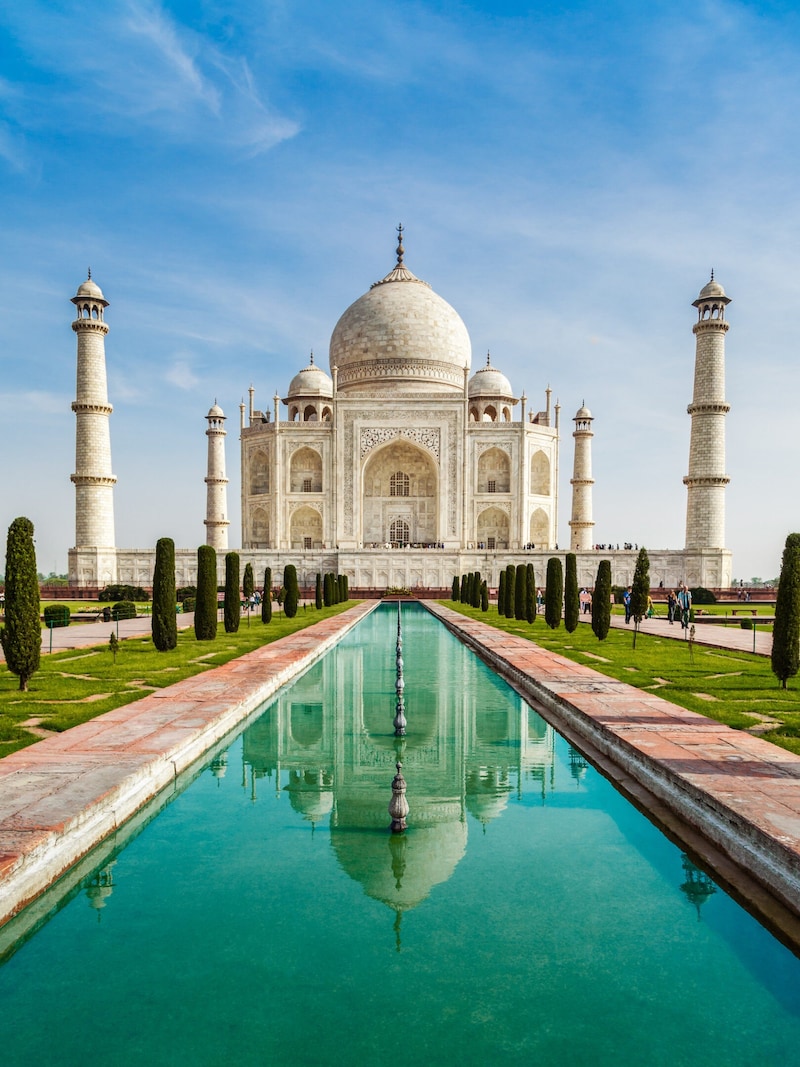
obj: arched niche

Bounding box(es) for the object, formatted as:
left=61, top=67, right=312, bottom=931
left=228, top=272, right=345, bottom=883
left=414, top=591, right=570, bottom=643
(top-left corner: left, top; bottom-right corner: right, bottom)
left=477, top=447, right=511, bottom=493
left=530, top=450, right=550, bottom=495
left=250, top=450, right=269, bottom=495
left=476, top=506, right=509, bottom=549
left=529, top=507, right=549, bottom=547
left=290, top=505, right=323, bottom=548
left=361, top=440, right=438, bottom=545
left=251, top=507, right=269, bottom=547
left=290, top=447, right=323, bottom=493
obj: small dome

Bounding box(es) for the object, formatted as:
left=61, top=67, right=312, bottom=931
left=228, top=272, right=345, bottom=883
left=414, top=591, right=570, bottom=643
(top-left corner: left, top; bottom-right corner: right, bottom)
left=468, top=354, right=513, bottom=399
left=207, top=402, right=225, bottom=418
left=575, top=404, right=592, bottom=419
left=76, top=276, right=105, bottom=300
left=287, top=356, right=333, bottom=398
left=694, top=273, right=730, bottom=306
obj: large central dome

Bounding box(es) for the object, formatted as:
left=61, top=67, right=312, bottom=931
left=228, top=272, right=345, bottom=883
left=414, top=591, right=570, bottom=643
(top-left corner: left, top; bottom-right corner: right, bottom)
left=329, top=233, right=472, bottom=396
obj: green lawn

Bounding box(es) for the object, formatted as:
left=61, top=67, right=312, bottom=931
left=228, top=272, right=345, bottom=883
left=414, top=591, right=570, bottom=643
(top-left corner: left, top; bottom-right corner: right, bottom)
left=0, top=602, right=353, bottom=759
left=443, top=601, right=800, bottom=755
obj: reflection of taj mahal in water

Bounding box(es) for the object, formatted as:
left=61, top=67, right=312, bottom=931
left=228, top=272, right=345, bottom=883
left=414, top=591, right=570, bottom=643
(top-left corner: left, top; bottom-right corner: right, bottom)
left=238, top=608, right=564, bottom=924
left=68, top=230, right=733, bottom=590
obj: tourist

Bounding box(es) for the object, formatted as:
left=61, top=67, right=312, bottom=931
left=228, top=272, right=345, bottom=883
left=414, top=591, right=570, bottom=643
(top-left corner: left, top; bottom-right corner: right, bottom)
left=667, top=589, right=677, bottom=624
left=623, top=586, right=632, bottom=624
left=677, top=584, right=692, bottom=629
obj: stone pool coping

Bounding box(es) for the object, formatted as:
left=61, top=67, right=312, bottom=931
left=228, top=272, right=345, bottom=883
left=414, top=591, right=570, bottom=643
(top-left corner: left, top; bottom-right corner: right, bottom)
left=426, top=602, right=800, bottom=941
left=0, top=601, right=378, bottom=930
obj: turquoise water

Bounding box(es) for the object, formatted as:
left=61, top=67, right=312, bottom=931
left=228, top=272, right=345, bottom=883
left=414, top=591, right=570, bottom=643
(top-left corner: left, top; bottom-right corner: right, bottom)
left=1, top=603, right=800, bottom=1066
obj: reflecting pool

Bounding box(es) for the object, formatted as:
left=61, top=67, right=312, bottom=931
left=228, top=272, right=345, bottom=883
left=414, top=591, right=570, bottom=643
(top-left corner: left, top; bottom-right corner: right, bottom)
left=1, top=603, right=800, bottom=1066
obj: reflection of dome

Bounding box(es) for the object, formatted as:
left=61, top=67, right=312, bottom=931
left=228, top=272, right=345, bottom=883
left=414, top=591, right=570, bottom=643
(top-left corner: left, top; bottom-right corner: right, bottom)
left=331, top=819, right=467, bottom=911
left=287, top=354, right=333, bottom=398
left=465, top=768, right=511, bottom=825
left=285, top=769, right=334, bottom=823
left=329, top=234, right=471, bottom=396
left=468, top=354, right=513, bottom=398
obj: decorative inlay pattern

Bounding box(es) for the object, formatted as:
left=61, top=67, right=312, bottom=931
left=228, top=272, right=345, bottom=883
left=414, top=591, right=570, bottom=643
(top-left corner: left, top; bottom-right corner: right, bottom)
left=360, top=427, right=441, bottom=460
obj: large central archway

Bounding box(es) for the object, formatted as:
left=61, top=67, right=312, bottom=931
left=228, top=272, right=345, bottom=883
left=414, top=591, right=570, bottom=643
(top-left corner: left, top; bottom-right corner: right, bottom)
left=362, top=440, right=438, bottom=546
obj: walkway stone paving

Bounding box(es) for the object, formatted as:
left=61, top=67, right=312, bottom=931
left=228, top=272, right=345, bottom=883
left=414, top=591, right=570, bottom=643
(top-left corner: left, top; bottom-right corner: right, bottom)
left=0, top=601, right=376, bottom=929
left=427, top=602, right=800, bottom=939
left=599, top=611, right=772, bottom=655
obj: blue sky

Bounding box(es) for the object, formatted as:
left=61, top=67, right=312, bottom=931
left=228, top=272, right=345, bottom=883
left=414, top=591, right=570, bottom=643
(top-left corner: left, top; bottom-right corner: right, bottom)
left=1, top=0, right=798, bottom=581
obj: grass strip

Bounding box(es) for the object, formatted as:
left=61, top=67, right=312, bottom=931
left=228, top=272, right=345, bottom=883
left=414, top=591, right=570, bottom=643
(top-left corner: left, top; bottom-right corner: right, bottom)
left=442, top=601, right=800, bottom=754
left=0, top=602, right=354, bottom=758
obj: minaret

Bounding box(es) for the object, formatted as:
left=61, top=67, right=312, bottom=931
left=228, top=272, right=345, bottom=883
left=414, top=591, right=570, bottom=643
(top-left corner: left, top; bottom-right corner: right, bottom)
left=71, top=273, right=116, bottom=550
left=204, top=402, right=229, bottom=550
left=569, top=404, right=594, bottom=550
left=684, top=274, right=730, bottom=549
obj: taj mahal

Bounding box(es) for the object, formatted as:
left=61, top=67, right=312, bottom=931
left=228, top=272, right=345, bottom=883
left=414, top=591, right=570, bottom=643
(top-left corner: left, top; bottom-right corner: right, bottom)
left=67, top=229, right=733, bottom=593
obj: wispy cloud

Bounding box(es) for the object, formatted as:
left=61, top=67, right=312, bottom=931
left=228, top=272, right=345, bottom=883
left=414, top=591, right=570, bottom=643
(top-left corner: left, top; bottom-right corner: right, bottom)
left=165, top=358, right=200, bottom=390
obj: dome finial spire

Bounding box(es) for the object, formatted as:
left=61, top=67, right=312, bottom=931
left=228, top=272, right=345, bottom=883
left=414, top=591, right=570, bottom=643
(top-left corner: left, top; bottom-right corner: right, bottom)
left=87, top=267, right=92, bottom=280
left=710, top=268, right=714, bottom=281
left=310, top=350, right=314, bottom=365
left=396, top=223, right=405, bottom=266
left=486, top=351, right=491, bottom=367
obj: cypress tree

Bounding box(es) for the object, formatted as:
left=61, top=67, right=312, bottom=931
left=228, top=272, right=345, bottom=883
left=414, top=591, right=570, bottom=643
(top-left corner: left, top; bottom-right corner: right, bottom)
left=242, top=562, right=255, bottom=626
left=480, top=580, right=489, bottom=611
left=498, top=570, right=506, bottom=615
left=316, top=572, right=323, bottom=609
left=515, top=563, right=527, bottom=620
left=592, top=559, right=612, bottom=641
left=0, top=517, right=40, bottom=691
left=544, top=557, right=563, bottom=629
left=772, top=533, right=800, bottom=688
left=224, top=552, right=241, bottom=633
left=343, top=574, right=349, bottom=601
left=473, top=571, right=482, bottom=608
left=452, top=575, right=460, bottom=601
left=630, top=547, right=650, bottom=648
left=564, top=553, right=580, bottom=633
left=505, top=564, right=516, bottom=618
left=460, top=573, right=468, bottom=603
left=262, top=567, right=272, bottom=623
left=284, top=564, right=299, bottom=618
left=466, top=573, right=475, bottom=606
left=152, top=537, right=177, bottom=652
left=338, top=574, right=346, bottom=602
left=525, top=562, right=536, bottom=624
left=194, top=545, right=217, bottom=640
left=324, top=572, right=333, bottom=607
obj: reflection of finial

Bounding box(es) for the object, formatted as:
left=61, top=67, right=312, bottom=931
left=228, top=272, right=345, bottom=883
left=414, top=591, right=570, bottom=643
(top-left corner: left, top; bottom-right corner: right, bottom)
left=396, top=223, right=405, bottom=266
left=393, top=908, right=403, bottom=953
left=389, top=761, right=409, bottom=833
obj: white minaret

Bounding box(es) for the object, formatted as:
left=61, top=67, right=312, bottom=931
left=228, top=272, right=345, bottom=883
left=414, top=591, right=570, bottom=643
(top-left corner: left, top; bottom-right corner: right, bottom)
left=684, top=274, right=730, bottom=549
left=204, top=401, right=229, bottom=550
left=71, top=273, right=116, bottom=550
left=568, top=403, right=594, bottom=550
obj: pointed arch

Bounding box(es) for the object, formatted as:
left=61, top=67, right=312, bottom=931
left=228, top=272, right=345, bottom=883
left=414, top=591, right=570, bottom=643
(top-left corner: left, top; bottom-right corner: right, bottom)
left=290, top=447, right=323, bottom=492
left=477, top=506, right=509, bottom=549
left=251, top=507, right=269, bottom=547
left=250, top=450, right=269, bottom=495
left=477, top=447, right=510, bottom=493
left=290, top=505, right=323, bottom=549
left=530, top=450, right=550, bottom=495
left=529, top=508, right=549, bottom=547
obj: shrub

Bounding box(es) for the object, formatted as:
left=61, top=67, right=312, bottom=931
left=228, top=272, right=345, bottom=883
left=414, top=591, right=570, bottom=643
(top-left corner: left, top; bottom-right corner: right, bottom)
left=526, top=563, right=536, bottom=624
left=324, top=572, right=333, bottom=607
left=316, top=573, right=323, bottom=609
left=262, top=567, right=273, bottom=623
left=452, top=576, right=460, bottom=601
left=592, top=560, right=612, bottom=641
left=515, top=564, right=527, bottom=620
left=43, top=604, right=71, bottom=628
left=691, top=586, right=717, bottom=605
left=498, top=570, right=506, bottom=616
left=112, top=601, right=137, bottom=620
left=564, top=553, right=579, bottom=633
left=504, top=564, right=515, bottom=618
left=152, top=537, right=177, bottom=652
left=481, top=580, right=488, bottom=611
left=772, top=533, right=800, bottom=688
left=224, top=552, right=241, bottom=633
left=2, top=521, right=42, bottom=692
left=176, top=586, right=197, bottom=601
left=544, top=557, right=563, bottom=629
left=284, top=564, right=299, bottom=618
left=99, top=584, right=149, bottom=603
left=195, top=545, right=218, bottom=640
left=740, top=618, right=753, bottom=630
left=182, top=597, right=196, bottom=613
